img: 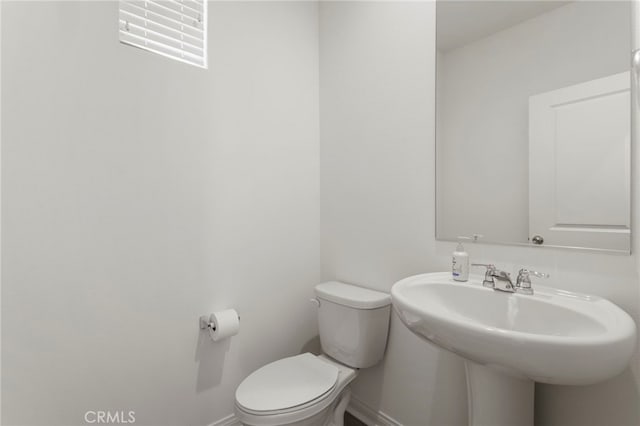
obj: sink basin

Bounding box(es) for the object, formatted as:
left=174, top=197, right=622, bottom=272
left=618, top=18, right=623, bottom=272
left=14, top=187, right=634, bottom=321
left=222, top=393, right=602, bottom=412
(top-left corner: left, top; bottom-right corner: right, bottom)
left=391, top=272, right=636, bottom=385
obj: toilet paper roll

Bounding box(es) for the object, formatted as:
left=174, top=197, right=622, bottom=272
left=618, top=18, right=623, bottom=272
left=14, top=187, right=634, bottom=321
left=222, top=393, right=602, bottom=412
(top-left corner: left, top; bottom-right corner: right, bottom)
left=208, top=309, right=240, bottom=342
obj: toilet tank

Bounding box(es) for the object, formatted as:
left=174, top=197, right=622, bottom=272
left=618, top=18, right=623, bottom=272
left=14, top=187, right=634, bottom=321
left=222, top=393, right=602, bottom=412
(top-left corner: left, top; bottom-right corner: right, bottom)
left=314, top=281, right=391, bottom=369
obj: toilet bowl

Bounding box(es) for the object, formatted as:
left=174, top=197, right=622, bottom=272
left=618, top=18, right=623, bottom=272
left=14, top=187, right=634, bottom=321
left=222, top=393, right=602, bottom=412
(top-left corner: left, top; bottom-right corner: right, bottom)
left=235, top=354, right=356, bottom=426
left=234, top=282, right=391, bottom=426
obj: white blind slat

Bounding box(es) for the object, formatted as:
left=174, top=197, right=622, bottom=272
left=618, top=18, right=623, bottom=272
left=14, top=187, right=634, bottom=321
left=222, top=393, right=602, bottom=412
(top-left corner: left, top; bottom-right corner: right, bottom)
left=119, top=10, right=204, bottom=49
left=148, top=0, right=202, bottom=23
left=119, top=20, right=204, bottom=57
left=121, top=2, right=204, bottom=38
left=119, top=0, right=207, bottom=69
left=166, top=0, right=202, bottom=17
left=182, top=0, right=204, bottom=12
left=120, top=32, right=205, bottom=66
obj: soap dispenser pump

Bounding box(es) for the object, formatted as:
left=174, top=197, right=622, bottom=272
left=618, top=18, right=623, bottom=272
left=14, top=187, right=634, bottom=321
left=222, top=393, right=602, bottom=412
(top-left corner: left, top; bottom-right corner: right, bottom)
left=452, top=238, right=470, bottom=282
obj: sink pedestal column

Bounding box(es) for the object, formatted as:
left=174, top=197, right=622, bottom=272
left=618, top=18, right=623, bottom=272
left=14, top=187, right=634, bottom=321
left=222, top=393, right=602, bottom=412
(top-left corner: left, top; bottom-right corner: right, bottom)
left=465, top=361, right=534, bottom=426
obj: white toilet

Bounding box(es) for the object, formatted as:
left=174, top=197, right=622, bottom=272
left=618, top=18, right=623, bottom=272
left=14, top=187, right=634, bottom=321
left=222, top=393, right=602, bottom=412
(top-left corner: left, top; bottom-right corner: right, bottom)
left=234, top=281, right=391, bottom=426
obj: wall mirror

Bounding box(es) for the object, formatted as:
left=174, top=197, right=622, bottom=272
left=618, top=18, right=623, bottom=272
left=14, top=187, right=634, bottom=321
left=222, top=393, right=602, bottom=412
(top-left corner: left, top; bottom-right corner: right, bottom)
left=436, top=0, right=633, bottom=253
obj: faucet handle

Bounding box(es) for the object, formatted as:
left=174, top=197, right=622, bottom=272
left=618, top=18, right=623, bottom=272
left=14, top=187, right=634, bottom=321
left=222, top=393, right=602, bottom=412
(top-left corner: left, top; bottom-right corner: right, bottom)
left=517, top=268, right=549, bottom=279
left=471, top=264, right=496, bottom=288
left=530, top=270, right=549, bottom=279
left=471, top=263, right=495, bottom=271
left=515, top=268, right=549, bottom=295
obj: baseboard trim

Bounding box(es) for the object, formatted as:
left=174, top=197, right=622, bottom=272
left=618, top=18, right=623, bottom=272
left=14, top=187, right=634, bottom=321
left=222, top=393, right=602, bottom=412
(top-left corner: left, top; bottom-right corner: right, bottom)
left=209, top=413, right=241, bottom=426
left=208, top=395, right=400, bottom=426
left=347, top=395, right=401, bottom=426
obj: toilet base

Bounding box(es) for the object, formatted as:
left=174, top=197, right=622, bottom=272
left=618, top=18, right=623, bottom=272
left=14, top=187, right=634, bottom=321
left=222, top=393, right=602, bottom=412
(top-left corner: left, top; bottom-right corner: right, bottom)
left=238, top=387, right=352, bottom=426
left=331, top=388, right=351, bottom=426
left=235, top=355, right=358, bottom=426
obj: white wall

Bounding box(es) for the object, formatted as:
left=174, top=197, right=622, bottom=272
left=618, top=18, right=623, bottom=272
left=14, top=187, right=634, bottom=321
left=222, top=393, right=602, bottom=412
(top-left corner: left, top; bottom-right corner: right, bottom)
left=437, top=1, right=630, bottom=244
left=1, top=2, right=320, bottom=425
left=2, top=2, right=639, bottom=426
left=320, top=2, right=640, bottom=426
left=0, top=2, right=3, bottom=423
left=320, top=3, right=468, bottom=425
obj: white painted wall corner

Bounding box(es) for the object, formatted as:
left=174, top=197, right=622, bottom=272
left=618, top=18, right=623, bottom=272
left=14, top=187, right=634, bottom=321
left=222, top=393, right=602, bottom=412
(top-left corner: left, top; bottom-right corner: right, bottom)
left=347, top=395, right=402, bottom=426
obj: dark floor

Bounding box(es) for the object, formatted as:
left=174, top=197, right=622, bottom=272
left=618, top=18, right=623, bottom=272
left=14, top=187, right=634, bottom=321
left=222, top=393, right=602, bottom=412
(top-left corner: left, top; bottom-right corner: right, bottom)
left=345, top=412, right=368, bottom=426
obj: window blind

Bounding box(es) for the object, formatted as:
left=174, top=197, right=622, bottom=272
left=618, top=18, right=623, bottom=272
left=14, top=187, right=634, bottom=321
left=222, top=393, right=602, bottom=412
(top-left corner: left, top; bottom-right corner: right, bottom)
left=119, top=0, right=207, bottom=68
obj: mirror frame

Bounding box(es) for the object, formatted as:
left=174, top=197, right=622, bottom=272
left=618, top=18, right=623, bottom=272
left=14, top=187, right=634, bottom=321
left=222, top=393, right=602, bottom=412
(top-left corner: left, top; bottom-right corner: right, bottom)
left=434, top=0, right=636, bottom=255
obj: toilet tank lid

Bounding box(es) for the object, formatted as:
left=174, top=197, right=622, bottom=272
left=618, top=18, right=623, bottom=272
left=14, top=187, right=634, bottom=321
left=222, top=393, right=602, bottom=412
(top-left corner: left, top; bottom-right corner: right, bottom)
left=315, top=281, right=391, bottom=309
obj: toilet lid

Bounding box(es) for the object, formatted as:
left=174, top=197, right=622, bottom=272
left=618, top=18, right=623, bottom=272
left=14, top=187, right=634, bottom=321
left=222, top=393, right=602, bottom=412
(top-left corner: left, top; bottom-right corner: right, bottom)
left=235, top=353, right=339, bottom=412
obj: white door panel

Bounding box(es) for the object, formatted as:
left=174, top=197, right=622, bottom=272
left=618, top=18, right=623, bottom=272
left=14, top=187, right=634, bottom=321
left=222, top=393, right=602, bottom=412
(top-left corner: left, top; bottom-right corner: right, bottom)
left=529, top=72, right=630, bottom=251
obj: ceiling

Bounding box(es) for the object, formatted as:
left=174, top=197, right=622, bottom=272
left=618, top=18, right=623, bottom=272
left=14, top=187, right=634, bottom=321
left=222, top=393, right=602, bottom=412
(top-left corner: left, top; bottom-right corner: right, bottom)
left=437, top=1, right=571, bottom=52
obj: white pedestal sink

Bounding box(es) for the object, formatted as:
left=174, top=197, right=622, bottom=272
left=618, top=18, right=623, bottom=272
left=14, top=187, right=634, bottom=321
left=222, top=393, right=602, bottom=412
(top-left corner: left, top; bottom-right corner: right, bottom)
left=391, top=272, right=637, bottom=426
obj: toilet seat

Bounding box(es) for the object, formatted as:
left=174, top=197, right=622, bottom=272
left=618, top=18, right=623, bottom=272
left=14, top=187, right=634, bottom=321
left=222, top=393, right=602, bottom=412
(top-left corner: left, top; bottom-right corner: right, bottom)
left=235, top=353, right=339, bottom=414
left=237, top=387, right=334, bottom=417
left=234, top=354, right=357, bottom=425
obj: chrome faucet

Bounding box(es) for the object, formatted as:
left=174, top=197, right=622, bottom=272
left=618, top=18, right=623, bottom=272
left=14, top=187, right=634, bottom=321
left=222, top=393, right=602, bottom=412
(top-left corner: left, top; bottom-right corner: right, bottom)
left=471, top=264, right=549, bottom=295
left=472, top=264, right=515, bottom=292
left=471, top=263, right=499, bottom=288
left=515, top=269, right=549, bottom=295
left=492, top=269, right=516, bottom=292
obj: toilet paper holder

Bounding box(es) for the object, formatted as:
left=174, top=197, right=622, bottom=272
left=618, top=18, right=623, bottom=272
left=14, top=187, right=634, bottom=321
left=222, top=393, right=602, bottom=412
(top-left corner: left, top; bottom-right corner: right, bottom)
left=199, top=312, right=241, bottom=331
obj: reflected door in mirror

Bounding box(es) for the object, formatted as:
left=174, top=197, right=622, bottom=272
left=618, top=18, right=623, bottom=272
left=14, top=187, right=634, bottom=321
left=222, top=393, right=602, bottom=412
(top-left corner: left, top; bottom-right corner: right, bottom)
left=529, top=72, right=630, bottom=251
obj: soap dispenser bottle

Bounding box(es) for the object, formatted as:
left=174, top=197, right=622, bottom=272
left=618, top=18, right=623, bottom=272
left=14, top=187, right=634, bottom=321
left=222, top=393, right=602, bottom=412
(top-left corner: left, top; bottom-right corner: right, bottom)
left=452, top=237, right=470, bottom=282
